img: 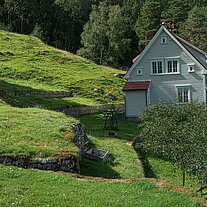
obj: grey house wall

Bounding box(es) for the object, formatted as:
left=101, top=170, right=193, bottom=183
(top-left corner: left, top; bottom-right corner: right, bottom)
left=126, top=30, right=205, bottom=111
left=125, top=90, right=147, bottom=117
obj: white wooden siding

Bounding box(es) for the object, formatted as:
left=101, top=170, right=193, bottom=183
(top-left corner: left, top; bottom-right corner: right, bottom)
left=125, top=91, right=147, bottom=117
left=128, top=30, right=205, bottom=105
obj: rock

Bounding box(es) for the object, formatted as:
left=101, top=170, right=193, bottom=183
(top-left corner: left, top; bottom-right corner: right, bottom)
left=93, top=88, right=103, bottom=94
left=132, top=136, right=142, bottom=149
left=114, top=73, right=125, bottom=78
left=107, top=131, right=118, bottom=138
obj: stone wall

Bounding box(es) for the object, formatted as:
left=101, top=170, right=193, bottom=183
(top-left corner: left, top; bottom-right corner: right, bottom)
left=71, top=123, right=90, bottom=153
left=0, top=90, right=71, bottom=98
left=0, top=123, right=90, bottom=174
left=62, top=104, right=125, bottom=117
left=0, top=154, right=80, bottom=173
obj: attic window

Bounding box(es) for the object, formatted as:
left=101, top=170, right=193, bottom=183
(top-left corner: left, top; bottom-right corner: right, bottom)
left=136, top=67, right=143, bottom=76
left=161, top=36, right=167, bottom=44
left=188, top=64, right=195, bottom=73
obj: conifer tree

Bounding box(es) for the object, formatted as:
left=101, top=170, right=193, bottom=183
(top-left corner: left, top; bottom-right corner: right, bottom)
left=135, top=0, right=161, bottom=48
left=182, top=6, right=207, bottom=52
left=161, top=0, right=192, bottom=33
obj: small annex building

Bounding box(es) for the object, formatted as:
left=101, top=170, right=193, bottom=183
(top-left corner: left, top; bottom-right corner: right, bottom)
left=123, top=25, right=207, bottom=118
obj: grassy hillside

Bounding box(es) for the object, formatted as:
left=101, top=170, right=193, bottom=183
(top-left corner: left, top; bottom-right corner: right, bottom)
left=0, top=104, right=78, bottom=158
left=0, top=30, right=125, bottom=108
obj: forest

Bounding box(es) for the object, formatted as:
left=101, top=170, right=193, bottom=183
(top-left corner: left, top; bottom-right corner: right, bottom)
left=0, top=0, right=207, bottom=68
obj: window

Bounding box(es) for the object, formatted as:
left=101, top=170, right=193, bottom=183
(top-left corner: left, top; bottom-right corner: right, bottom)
left=161, top=36, right=167, bottom=44
left=166, top=58, right=180, bottom=74
left=188, top=64, right=195, bottom=73
left=151, top=60, right=164, bottom=74
left=136, top=67, right=143, bottom=76
left=176, top=86, right=191, bottom=103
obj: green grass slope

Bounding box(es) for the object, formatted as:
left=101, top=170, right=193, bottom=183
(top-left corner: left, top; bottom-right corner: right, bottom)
left=0, top=104, right=78, bottom=158
left=0, top=165, right=204, bottom=207
left=0, top=30, right=125, bottom=109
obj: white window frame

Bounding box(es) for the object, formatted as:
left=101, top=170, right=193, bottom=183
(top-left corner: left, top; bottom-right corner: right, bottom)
left=176, top=85, right=191, bottom=103
left=136, top=67, right=143, bottom=76
left=188, top=63, right=195, bottom=73
left=150, top=59, right=164, bottom=75
left=161, top=36, right=167, bottom=44
left=165, top=57, right=180, bottom=74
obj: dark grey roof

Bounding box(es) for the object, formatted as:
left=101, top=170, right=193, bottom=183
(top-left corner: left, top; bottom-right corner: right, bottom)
left=173, top=33, right=207, bottom=70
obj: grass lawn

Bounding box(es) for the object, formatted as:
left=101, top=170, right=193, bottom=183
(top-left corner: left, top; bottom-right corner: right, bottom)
left=0, top=31, right=125, bottom=108
left=78, top=113, right=144, bottom=179
left=0, top=104, right=78, bottom=158
left=0, top=165, right=204, bottom=207
left=78, top=113, right=192, bottom=186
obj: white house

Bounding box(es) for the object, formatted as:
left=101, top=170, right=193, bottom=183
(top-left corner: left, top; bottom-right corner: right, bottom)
left=123, top=25, right=207, bottom=118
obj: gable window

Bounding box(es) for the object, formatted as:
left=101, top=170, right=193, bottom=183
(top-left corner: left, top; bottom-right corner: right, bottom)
left=176, top=86, right=191, bottom=103
left=136, top=67, right=143, bottom=76
left=188, top=63, right=195, bottom=73
left=151, top=59, right=164, bottom=74
left=161, top=36, right=167, bottom=44
left=166, top=58, right=180, bottom=74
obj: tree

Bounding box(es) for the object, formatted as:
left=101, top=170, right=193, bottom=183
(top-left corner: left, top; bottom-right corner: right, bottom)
left=161, top=0, right=192, bottom=33
left=106, top=5, right=131, bottom=66
left=78, top=2, right=109, bottom=65
left=140, top=102, right=207, bottom=188
left=135, top=0, right=162, bottom=48
left=4, top=0, right=37, bottom=34
left=121, top=0, right=143, bottom=65
left=53, top=0, right=96, bottom=52
left=79, top=2, right=130, bottom=67
left=181, top=6, right=207, bottom=52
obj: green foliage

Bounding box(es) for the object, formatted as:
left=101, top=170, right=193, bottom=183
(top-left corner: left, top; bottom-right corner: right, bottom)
left=79, top=2, right=131, bottom=67
left=4, top=0, right=37, bottom=34
left=107, top=5, right=131, bottom=66
left=135, top=0, right=162, bottom=48
left=161, top=0, right=192, bottom=32
left=181, top=6, right=207, bottom=52
left=78, top=2, right=109, bottom=65
left=140, top=102, right=207, bottom=188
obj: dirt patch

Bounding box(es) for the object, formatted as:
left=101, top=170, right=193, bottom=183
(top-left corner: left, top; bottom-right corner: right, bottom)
left=195, top=198, right=207, bottom=205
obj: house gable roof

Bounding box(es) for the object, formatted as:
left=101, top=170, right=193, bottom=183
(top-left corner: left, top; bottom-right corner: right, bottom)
left=125, top=25, right=207, bottom=79
left=172, top=34, right=207, bottom=70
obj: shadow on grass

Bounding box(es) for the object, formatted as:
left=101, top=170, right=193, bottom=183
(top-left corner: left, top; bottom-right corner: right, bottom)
left=136, top=147, right=157, bottom=178
left=80, top=140, right=121, bottom=179
left=0, top=80, right=83, bottom=109
left=80, top=157, right=121, bottom=179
